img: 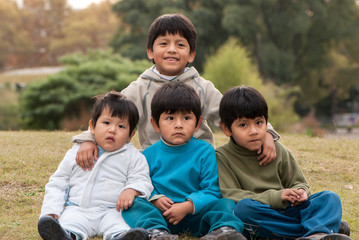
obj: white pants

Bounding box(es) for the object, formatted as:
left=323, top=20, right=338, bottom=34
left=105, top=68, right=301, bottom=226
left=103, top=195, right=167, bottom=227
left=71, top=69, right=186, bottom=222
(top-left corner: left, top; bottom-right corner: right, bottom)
left=59, top=205, right=130, bottom=240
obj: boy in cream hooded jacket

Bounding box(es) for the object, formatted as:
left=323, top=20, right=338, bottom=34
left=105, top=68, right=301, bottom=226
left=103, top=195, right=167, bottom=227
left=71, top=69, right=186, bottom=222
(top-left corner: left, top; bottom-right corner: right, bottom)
left=73, top=13, right=279, bottom=170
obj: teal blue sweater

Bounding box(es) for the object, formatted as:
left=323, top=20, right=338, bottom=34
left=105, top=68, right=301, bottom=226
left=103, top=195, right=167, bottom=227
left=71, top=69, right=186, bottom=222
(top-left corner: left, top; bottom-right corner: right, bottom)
left=143, top=137, right=221, bottom=214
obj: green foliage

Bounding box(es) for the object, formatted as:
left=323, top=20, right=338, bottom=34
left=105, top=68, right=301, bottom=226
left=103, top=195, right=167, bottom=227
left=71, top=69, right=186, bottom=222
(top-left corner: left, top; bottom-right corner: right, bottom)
left=203, top=38, right=299, bottom=131
left=20, top=49, right=151, bottom=130
left=0, top=85, right=21, bottom=130
left=203, top=38, right=261, bottom=93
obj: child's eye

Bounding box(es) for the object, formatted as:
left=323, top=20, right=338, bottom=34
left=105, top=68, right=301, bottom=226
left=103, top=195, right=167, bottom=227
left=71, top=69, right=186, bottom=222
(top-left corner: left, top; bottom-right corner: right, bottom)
left=103, top=121, right=110, bottom=125
left=178, top=43, right=185, bottom=47
left=159, top=42, right=167, bottom=46
left=184, top=116, right=190, bottom=120
left=167, top=116, right=174, bottom=120
left=256, top=120, right=263, bottom=125
left=239, top=123, right=246, bottom=128
left=118, top=125, right=125, bottom=129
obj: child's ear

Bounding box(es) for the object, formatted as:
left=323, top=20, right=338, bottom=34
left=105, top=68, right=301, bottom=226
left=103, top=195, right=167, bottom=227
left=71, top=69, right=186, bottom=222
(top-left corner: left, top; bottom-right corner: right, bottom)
left=147, top=48, right=154, bottom=61
left=188, top=51, right=196, bottom=63
left=150, top=117, right=161, bottom=133
left=128, top=130, right=136, bottom=143
left=194, top=116, right=202, bottom=132
left=89, top=120, right=95, bottom=135
left=220, top=122, right=232, bottom=137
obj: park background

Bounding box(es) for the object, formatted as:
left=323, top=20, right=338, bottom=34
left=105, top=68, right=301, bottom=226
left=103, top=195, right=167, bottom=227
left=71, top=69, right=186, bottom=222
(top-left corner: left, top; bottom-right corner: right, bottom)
left=0, top=0, right=358, bottom=239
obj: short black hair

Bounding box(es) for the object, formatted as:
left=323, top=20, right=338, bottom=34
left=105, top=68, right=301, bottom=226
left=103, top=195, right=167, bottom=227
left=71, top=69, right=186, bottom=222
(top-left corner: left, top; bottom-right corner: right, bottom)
left=219, top=86, right=268, bottom=131
left=91, top=91, right=139, bottom=136
left=151, top=82, right=201, bottom=127
left=147, top=13, right=197, bottom=53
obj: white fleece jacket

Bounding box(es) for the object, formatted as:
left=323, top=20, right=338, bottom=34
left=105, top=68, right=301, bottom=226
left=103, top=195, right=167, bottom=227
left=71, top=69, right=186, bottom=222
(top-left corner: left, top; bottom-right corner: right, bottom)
left=40, top=143, right=153, bottom=217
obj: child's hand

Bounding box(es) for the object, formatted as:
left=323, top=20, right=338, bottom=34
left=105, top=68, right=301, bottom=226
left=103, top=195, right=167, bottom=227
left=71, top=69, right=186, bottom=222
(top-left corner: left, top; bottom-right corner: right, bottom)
left=281, top=188, right=308, bottom=206
left=151, top=196, right=174, bottom=212
left=116, top=189, right=141, bottom=211
left=291, top=188, right=308, bottom=206
left=163, top=201, right=194, bottom=225
left=75, top=141, right=98, bottom=171
left=257, top=132, right=276, bottom=165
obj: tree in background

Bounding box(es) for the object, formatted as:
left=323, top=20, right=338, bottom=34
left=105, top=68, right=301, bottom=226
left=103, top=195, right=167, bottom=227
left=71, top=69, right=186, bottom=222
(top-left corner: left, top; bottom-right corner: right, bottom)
left=50, top=0, right=119, bottom=57
left=20, top=49, right=151, bottom=130
left=204, top=38, right=299, bottom=132
left=1, top=0, right=119, bottom=70
left=19, top=0, right=69, bottom=66
left=0, top=0, right=30, bottom=69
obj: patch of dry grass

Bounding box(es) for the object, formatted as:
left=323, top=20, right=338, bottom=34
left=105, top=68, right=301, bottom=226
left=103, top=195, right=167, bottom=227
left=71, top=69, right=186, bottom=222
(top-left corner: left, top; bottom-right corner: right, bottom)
left=0, top=131, right=357, bottom=239
left=0, top=74, right=48, bottom=84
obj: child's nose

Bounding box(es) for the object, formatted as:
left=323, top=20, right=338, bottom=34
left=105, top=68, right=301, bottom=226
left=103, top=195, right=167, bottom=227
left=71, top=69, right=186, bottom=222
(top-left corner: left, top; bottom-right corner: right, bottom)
left=109, top=125, right=116, bottom=133
left=167, top=43, right=176, bottom=52
left=174, top=119, right=183, bottom=128
left=249, top=125, right=258, bottom=135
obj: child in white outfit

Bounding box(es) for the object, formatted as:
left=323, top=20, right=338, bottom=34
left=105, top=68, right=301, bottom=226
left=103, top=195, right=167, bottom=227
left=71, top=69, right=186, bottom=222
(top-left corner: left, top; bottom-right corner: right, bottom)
left=38, top=91, right=153, bottom=240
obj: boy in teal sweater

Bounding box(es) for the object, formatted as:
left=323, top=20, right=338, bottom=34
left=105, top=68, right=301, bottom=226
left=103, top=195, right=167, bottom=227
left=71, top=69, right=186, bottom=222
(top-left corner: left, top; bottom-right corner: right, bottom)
left=122, top=82, right=246, bottom=240
left=216, top=86, right=350, bottom=240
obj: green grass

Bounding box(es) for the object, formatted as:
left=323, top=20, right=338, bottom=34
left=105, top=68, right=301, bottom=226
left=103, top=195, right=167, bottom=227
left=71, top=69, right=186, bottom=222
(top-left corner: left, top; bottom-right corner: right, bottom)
left=0, top=131, right=357, bottom=239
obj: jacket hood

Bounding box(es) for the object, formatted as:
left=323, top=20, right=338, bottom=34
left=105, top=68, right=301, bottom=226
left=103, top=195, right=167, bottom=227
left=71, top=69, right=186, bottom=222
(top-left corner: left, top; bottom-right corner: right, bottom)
left=140, top=66, right=200, bottom=83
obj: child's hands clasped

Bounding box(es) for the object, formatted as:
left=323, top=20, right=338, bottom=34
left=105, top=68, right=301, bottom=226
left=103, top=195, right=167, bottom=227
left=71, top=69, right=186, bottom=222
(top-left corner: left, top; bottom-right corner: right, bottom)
left=152, top=197, right=194, bottom=225
left=152, top=196, right=174, bottom=212
left=281, top=188, right=308, bottom=206
left=257, top=132, right=277, bottom=165
left=76, top=142, right=98, bottom=171
left=163, top=201, right=194, bottom=226
left=116, top=189, right=141, bottom=211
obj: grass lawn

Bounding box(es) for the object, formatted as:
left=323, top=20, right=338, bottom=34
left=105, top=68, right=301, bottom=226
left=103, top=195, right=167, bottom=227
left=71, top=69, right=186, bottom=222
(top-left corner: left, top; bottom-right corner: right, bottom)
left=0, top=131, right=357, bottom=239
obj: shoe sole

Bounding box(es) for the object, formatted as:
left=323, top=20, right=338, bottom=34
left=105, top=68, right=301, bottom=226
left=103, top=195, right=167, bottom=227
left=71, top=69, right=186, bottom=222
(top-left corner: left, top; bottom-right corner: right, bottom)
left=38, top=216, right=71, bottom=240
left=117, top=228, right=149, bottom=240
left=322, top=234, right=352, bottom=240
left=200, top=232, right=247, bottom=240
left=152, top=235, right=179, bottom=240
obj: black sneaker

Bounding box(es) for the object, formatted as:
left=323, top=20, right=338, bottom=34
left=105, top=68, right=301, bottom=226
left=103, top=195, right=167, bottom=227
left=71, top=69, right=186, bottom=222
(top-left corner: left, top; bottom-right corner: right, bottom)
left=200, top=226, right=247, bottom=240
left=38, top=216, right=73, bottom=240
left=114, top=228, right=149, bottom=240
left=338, top=220, right=350, bottom=236
left=147, top=229, right=178, bottom=240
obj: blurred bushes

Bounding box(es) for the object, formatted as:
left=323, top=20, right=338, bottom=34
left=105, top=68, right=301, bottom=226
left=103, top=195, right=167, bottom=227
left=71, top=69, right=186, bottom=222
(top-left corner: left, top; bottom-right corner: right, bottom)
left=203, top=38, right=299, bottom=132
left=19, top=49, right=151, bottom=130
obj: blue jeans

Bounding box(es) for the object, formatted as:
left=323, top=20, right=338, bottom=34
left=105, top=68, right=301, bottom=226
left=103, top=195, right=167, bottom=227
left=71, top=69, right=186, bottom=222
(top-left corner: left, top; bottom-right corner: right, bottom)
left=122, top=197, right=244, bottom=237
left=234, top=191, right=342, bottom=239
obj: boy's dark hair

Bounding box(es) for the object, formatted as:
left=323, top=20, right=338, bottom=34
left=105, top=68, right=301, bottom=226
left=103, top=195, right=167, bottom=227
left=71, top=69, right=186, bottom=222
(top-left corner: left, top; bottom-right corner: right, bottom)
left=147, top=13, right=197, bottom=53
left=91, top=91, right=139, bottom=136
left=220, top=86, right=268, bottom=131
left=151, top=82, right=201, bottom=126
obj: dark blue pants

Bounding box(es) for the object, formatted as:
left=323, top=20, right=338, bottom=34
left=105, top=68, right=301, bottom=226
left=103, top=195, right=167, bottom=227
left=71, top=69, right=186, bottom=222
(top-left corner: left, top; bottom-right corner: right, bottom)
left=122, top=197, right=244, bottom=237
left=234, top=191, right=342, bottom=239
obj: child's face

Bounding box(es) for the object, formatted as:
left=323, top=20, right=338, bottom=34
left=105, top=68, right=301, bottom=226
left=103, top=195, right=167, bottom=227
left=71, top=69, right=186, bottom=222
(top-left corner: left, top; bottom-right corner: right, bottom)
left=221, top=116, right=267, bottom=151
left=147, top=33, right=195, bottom=76
left=151, top=111, right=202, bottom=146
left=90, top=107, right=134, bottom=152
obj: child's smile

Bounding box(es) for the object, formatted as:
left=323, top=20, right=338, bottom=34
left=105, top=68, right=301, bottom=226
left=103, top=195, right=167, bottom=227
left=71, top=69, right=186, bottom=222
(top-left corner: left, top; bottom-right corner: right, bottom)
left=147, top=33, right=195, bottom=76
